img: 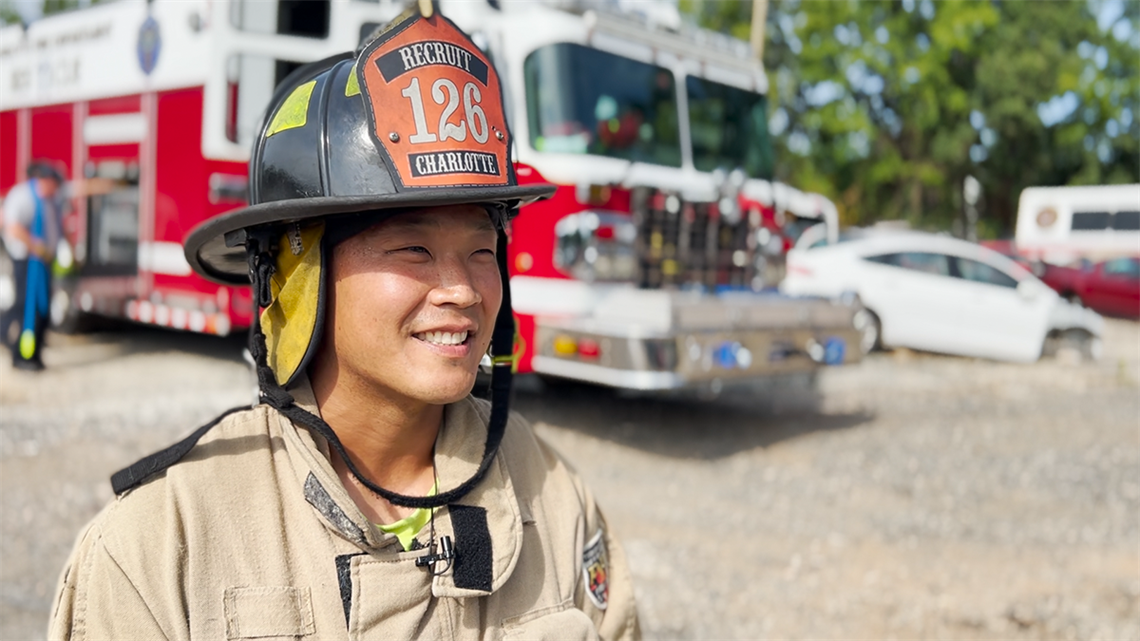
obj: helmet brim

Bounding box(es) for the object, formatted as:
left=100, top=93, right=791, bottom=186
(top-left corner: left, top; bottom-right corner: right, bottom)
left=185, top=184, right=555, bottom=285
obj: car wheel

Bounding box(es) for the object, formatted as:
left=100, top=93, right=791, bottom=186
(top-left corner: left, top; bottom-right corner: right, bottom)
left=1068, top=330, right=1102, bottom=362
left=1046, top=329, right=1101, bottom=363
left=1064, top=292, right=1083, bottom=307
left=853, top=308, right=881, bottom=354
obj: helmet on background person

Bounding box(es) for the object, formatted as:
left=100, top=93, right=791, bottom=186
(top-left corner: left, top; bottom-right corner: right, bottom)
left=182, top=1, right=554, bottom=510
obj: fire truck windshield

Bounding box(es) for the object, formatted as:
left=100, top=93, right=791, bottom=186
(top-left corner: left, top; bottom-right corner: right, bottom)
left=524, top=43, right=681, bottom=167
left=686, top=76, right=774, bottom=180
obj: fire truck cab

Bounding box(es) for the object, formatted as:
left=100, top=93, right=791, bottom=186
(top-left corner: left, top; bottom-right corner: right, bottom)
left=1, top=0, right=863, bottom=390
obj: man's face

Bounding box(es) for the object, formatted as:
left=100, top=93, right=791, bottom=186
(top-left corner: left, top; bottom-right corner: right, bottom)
left=319, top=204, right=502, bottom=406
left=35, top=177, right=60, bottom=199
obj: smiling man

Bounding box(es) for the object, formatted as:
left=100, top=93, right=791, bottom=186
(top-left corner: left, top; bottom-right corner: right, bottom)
left=314, top=207, right=506, bottom=528
left=47, top=7, right=638, bottom=641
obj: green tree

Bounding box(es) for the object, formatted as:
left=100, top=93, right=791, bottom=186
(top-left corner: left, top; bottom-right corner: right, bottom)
left=0, top=0, right=91, bottom=24
left=3, top=0, right=112, bottom=24
left=42, top=0, right=81, bottom=16
left=689, top=0, right=1139, bottom=236
left=0, top=1, right=25, bottom=25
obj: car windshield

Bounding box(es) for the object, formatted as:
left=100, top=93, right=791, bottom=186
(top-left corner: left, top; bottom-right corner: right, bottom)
left=524, top=43, right=681, bottom=167
left=686, top=76, right=773, bottom=179
left=1104, top=257, right=1140, bottom=278
left=783, top=217, right=822, bottom=246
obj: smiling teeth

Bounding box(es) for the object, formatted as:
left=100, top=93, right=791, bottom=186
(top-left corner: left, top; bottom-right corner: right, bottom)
left=418, top=331, right=468, bottom=346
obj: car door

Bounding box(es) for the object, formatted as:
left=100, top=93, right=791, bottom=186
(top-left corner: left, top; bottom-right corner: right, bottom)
left=1095, top=258, right=1140, bottom=318
left=946, top=255, right=1051, bottom=361
left=858, top=251, right=963, bottom=353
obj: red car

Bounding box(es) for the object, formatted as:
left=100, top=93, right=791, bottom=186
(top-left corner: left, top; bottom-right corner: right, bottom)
left=1040, top=257, right=1140, bottom=319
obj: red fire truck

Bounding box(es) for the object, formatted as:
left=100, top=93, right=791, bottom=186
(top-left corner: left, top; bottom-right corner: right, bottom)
left=1, top=0, right=864, bottom=391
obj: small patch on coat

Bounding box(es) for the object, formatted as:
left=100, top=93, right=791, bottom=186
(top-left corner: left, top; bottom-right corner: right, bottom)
left=582, top=528, right=609, bottom=610
left=304, top=473, right=366, bottom=544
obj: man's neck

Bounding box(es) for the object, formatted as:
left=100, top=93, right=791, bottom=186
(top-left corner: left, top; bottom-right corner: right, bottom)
left=310, top=365, right=441, bottom=524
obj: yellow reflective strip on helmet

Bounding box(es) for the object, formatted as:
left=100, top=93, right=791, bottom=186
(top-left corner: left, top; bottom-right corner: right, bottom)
left=266, top=80, right=316, bottom=138
left=345, top=63, right=360, bottom=97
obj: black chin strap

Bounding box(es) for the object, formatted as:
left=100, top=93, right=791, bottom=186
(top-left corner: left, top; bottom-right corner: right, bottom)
left=246, top=227, right=515, bottom=510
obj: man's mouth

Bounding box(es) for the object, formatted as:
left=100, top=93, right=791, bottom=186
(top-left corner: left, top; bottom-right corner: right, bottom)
left=414, top=330, right=470, bottom=346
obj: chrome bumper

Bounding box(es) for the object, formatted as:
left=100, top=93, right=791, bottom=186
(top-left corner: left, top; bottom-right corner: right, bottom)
left=530, top=291, right=863, bottom=390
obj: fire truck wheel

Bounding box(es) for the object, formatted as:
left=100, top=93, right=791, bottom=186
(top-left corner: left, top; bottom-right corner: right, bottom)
left=0, top=245, right=12, bottom=313
left=51, top=287, right=94, bottom=334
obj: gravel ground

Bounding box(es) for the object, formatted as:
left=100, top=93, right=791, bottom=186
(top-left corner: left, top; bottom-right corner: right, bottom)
left=1, top=320, right=1137, bottom=640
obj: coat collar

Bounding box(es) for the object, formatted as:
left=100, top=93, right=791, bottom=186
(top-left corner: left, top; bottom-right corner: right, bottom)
left=278, top=376, right=524, bottom=595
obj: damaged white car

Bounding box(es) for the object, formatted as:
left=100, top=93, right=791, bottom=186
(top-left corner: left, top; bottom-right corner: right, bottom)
left=781, top=231, right=1103, bottom=362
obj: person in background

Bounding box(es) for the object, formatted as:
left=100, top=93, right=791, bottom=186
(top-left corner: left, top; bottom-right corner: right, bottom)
left=2, top=161, right=63, bottom=371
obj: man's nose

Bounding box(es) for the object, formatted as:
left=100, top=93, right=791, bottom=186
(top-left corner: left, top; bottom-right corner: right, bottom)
left=430, top=256, right=483, bottom=308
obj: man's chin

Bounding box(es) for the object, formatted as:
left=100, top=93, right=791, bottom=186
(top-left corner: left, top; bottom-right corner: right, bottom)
left=414, top=372, right=479, bottom=405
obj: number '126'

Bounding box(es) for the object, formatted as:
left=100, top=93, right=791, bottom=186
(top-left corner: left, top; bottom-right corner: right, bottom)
left=399, top=77, right=490, bottom=144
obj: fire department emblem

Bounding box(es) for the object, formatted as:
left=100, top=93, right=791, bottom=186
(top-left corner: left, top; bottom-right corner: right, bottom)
left=137, top=15, right=161, bottom=76
left=355, top=10, right=510, bottom=190
left=581, top=528, right=609, bottom=610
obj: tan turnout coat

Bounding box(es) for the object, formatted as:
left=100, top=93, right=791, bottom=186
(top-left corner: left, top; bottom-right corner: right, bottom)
left=48, top=382, right=639, bottom=640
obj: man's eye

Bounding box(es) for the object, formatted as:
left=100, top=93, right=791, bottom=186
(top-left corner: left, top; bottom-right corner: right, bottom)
left=395, top=246, right=430, bottom=255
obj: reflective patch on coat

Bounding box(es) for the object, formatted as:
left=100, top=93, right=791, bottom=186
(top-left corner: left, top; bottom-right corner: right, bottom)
left=581, top=528, right=609, bottom=610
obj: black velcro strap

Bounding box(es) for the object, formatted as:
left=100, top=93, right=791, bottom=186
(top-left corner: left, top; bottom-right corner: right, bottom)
left=335, top=552, right=367, bottom=630
left=110, top=406, right=247, bottom=496
left=449, top=504, right=493, bottom=592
